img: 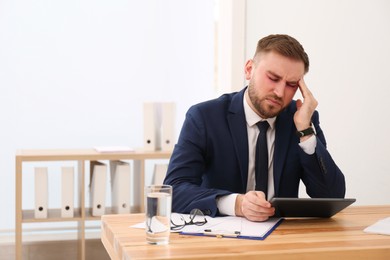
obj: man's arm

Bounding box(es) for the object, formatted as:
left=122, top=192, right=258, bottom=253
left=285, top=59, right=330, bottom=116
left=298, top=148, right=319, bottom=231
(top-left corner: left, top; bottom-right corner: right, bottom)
left=294, top=78, right=345, bottom=198
left=163, top=105, right=232, bottom=216
left=299, top=110, right=346, bottom=197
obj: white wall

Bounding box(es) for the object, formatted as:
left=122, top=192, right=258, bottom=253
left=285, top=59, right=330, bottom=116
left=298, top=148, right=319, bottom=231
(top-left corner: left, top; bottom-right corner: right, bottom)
left=245, top=0, right=390, bottom=204
left=215, top=0, right=246, bottom=94
left=0, top=0, right=216, bottom=231
left=2, top=0, right=389, bottom=234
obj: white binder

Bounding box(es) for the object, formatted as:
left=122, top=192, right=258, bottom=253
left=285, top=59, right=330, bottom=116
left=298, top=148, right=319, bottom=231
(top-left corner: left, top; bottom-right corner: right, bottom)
left=109, top=160, right=131, bottom=214
left=89, top=161, right=107, bottom=216
left=152, top=164, right=168, bottom=185
left=161, top=102, right=176, bottom=151
left=143, top=102, right=161, bottom=151
left=34, top=167, right=48, bottom=219
left=61, top=166, right=74, bottom=218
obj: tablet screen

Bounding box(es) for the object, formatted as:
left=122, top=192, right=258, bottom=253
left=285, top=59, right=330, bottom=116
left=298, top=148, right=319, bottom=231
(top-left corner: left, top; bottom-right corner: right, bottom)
left=270, top=198, right=356, bottom=218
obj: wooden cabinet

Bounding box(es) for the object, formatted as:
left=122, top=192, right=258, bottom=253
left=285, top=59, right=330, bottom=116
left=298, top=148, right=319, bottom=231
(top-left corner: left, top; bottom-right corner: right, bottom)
left=15, top=149, right=171, bottom=260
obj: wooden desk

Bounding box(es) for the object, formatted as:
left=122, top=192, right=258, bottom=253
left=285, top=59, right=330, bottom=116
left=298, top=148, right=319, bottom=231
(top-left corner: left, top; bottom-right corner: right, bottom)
left=101, top=206, right=390, bottom=260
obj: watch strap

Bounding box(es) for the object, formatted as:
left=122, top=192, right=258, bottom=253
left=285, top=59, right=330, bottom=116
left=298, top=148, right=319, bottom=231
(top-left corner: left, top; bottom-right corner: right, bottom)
left=296, top=126, right=315, bottom=137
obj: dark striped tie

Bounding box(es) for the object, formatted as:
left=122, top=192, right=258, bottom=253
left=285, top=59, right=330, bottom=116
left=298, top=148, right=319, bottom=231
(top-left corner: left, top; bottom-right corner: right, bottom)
left=255, top=121, right=270, bottom=198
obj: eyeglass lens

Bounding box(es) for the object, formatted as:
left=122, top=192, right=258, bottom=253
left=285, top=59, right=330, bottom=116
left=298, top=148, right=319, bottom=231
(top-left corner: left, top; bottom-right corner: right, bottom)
left=170, top=209, right=207, bottom=230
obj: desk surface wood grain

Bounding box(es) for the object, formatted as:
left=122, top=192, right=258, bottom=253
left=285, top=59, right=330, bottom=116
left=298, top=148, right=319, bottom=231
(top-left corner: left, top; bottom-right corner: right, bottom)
left=101, top=205, right=390, bottom=260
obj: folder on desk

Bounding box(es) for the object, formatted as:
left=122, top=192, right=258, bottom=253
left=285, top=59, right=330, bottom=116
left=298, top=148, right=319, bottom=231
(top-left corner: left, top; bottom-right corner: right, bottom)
left=61, top=166, right=74, bottom=218
left=90, top=161, right=107, bottom=216
left=109, top=160, right=131, bottom=214
left=161, top=102, right=176, bottom=151
left=152, top=164, right=168, bottom=185
left=34, top=167, right=48, bottom=219
left=143, top=102, right=161, bottom=151
left=173, top=214, right=283, bottom=240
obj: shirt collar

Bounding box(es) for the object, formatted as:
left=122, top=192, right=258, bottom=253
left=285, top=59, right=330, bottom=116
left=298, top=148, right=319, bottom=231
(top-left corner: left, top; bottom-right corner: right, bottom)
left=243, top=89, right=276, bottom=129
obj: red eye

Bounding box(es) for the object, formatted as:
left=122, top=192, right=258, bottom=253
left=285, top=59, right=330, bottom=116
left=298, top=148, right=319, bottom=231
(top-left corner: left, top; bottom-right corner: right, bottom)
left=269, top=77, right=278, bottom=82
left=287, top=83, right=298, bottom=88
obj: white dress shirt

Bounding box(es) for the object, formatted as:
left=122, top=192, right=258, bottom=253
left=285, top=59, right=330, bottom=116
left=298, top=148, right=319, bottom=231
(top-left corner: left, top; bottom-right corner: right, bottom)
left=217, top=90, right=317, bottom=216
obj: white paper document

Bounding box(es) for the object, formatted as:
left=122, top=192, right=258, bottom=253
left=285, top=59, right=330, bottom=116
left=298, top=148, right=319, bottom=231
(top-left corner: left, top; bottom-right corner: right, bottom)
left=364, top=217, right=390, bottom=235
left=179, top=215, right=282, bottom=239
left=131, top=214, right=283, bottom=240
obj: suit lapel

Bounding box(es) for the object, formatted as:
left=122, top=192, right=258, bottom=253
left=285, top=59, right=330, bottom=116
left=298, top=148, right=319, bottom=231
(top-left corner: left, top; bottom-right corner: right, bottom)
left=227, top=88, right=249, bottom=191
left=273, top=103, right=295, bottom=196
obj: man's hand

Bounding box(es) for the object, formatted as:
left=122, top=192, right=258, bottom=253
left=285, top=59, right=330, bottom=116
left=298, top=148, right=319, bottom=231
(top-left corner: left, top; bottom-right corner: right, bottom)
left=235, top=191, right=275, bottom=222
left=294, top=78, right=318, bottom=132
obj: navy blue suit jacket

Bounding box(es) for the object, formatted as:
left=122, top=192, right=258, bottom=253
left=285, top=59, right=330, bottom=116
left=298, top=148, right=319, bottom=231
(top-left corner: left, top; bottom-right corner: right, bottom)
left=164, top=87, right=346, bottom=216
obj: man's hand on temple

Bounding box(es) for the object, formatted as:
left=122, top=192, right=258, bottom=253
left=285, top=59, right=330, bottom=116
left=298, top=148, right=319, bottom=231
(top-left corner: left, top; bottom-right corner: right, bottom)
left=294, top=78, right=318, bottom=132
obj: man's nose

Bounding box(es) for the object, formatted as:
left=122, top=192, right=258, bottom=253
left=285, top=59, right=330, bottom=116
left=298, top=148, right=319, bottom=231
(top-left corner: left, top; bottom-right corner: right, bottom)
left=273, top=82, right=285, bottom=97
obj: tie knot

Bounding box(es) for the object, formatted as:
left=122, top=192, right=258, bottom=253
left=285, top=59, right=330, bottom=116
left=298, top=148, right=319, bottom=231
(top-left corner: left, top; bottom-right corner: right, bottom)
left=257, top=121, right=269, bottom=132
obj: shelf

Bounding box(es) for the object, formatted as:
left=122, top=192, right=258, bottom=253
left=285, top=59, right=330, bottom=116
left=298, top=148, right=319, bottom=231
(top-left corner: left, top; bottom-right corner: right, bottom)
left=16, top=149, right=172, bottom=162
left=84, top=207, right=142, bottom=221
left=15, top=148, right=171, bottom=260
left=22, top=207, right=143, bottom=222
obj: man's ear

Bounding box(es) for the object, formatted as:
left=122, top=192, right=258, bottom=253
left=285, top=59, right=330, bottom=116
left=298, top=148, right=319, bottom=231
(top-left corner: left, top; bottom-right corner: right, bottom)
left=244, top=59, right=254, bottom=80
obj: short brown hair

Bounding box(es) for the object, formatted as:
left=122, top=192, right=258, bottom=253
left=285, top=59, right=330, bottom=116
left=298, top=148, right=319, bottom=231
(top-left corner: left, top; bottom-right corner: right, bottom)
left=254, top=34, right=309, bottom=73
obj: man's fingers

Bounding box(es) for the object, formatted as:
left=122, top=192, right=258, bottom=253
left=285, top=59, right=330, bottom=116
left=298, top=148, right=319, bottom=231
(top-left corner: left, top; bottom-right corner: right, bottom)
left=296, top=99, right=303, bottom=110
left=298, top=78, right=310, bottom=97
left=295, top=78, right=318, bottom=117
left=240, top=191, right=275, bottom=221
left=244, top=206, right=275, bottom=222
left=249, top=191, right=271, bottom=207
left=298, top=78, right=317, bottom=104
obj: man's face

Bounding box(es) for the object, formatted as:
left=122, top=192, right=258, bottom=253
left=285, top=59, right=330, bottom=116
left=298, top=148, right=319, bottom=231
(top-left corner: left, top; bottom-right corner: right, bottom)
left=245, top=51, right=305, bottom=119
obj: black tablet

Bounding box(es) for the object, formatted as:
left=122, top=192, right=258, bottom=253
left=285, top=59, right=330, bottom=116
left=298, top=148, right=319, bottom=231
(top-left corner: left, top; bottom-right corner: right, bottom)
left=270, top=197, right=356, bottom=218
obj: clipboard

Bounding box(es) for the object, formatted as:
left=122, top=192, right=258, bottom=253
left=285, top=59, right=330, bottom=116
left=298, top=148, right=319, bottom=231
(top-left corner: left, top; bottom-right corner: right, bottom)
left=180, top=216, right=284, bottom=240
left=131, top=214, right=284, bottom=240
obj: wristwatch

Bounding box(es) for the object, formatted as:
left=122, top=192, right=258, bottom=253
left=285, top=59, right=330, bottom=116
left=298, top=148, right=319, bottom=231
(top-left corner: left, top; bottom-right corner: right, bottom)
left=296, top=126, right=315, bottom=137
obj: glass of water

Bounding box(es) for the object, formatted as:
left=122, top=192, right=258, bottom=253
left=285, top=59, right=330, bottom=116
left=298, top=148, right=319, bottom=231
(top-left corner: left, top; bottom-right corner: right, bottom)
left=145, top=185, right=172, bottom=245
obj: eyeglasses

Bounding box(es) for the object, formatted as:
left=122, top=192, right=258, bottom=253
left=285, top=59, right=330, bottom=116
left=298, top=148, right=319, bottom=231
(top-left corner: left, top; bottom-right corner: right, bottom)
left=171, top=209, right=208, bottom=231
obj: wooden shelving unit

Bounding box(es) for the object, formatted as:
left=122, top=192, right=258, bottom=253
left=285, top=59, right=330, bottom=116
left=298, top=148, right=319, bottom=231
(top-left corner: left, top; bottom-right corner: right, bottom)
left=15, top=148, right=171, bottom=260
